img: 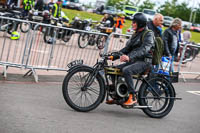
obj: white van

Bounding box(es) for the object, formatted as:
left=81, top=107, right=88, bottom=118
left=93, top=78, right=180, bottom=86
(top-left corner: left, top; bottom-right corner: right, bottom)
left=142, top=9, right=156, bottom=21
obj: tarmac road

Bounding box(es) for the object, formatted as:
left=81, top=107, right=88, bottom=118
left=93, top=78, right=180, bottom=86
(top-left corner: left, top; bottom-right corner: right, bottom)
left=0, top=81, right=200, bottom=133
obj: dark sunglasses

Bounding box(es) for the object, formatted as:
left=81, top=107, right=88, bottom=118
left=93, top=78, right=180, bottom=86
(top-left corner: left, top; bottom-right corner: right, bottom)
left=132, top=21, right=136, bottom=24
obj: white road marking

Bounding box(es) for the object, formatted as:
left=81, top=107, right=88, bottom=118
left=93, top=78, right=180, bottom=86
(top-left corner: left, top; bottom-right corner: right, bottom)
left=187, top=91, right=200, bottom=96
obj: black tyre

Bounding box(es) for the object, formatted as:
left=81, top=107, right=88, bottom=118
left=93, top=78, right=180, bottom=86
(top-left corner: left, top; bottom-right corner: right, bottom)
left=62, top=30, right=73, bottom=42
left=43, top=27, right=55, bottom=44
left=138, top=77, right=175, bottom=118
left=96, top=35, right=107, bottom=50
left=7, top=22, right=14, bottom=34
left=20, top=22, right=31, bottom=33
left=62, top=66, right=105, bottom=112
left=78, top=33, right=89, bottom=48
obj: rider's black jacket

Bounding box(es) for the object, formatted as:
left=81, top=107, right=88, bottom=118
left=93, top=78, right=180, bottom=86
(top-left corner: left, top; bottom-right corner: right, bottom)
left=113, top=27, right=154, bottom=62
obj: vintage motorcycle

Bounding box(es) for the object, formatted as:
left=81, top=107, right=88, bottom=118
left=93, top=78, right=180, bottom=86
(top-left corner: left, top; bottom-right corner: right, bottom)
left=20, top=9, right=51, bottom=33
left=62, top=52, right=181, bottom=118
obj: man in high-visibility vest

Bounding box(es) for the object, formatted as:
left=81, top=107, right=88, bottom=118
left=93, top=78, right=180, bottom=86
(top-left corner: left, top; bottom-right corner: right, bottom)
left=52, top=0, right=63, bottom=18
left=23, top=0, right=35, bottom=16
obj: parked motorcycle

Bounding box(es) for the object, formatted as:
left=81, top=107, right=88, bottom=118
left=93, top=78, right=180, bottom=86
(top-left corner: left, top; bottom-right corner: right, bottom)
left=20, top=9, right=51, bottom=33
left=78, top=20, right=112, bottom=49
left=0, top=9, right=22, bottom=34
left=43, top=16, right=72, bottom=44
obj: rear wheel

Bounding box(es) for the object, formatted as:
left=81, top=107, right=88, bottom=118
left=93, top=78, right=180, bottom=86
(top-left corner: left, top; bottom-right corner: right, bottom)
left=78, top=33, right=90, bottom=48
left=62, top=67, right=105, bottom=112
left=44, top=27, right=55, bottom=44
left=62, top=30, right=73, bottom=42
left=20, top=22, right=31, bottom=33
left=138, top=77, right=175, bottom=118
left=96, top=35, right=107, bottom=50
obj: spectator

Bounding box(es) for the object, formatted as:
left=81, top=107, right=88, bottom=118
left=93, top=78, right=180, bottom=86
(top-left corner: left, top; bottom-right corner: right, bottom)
left=52, top=0, right=62, bottom=18
left=147, top=13, right=164, bottom=72
left=147, top=13, right=164, bottom=37
left=162, top=18, right=182, bottom=72
left=34, top=0, right=44, bottom=11
left=22, top=0, right=35, bottom=17
left=101, top=13, right=114, bottom=27
left=183, top=29, right=191, bottom=42
left=115, top=13, right=125, bottom=35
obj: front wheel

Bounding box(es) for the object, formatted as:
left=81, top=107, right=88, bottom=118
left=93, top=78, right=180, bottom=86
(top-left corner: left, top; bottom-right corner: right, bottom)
left=43, top=27, right=55, bottom=44
left=62, top=66, right=105, bottom=112
left=62, top=30, right=73, bottom=42
left=20, top=22, right=31, bottom=33
left=78, top=33, right=89, bottom=48
left=96, top=35, right=107, bottom=50
left=138, top=76, right=175, bottom=118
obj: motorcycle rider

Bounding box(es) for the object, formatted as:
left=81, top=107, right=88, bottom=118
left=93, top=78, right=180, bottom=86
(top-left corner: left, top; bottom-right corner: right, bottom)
left=107, top=13, right=155, bottom=106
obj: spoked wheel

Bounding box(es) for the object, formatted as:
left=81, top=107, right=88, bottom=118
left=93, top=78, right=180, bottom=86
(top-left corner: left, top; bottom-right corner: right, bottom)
left=20, top=22, right=31, bottom=33
left=62, top=67, right=105, bottom=112
left=44, top=27, right=55, bottom=44
left=138, top=77, right=175, bottom=118
left=96, top=35, right=107, bottom=50
left=62, top=30, right=73, bottom=42
left=78, top=33, right=89, bottom=48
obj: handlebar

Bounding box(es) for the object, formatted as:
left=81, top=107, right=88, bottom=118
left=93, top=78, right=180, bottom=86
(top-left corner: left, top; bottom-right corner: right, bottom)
left=100, top=51, right=123, bottom=59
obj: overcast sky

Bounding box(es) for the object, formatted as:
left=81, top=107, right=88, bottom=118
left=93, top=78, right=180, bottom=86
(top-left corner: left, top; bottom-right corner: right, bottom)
left=79, top=0, right=199, bottom=8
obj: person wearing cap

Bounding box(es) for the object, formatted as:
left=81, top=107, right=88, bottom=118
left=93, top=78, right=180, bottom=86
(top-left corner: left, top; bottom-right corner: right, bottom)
left=106, top=13, right=155, bottom=106
left=52, top=0, right=63, bottom=18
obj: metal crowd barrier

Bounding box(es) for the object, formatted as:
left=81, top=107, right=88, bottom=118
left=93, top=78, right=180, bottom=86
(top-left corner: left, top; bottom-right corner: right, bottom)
left=1, top=16, right=200, bottom=83
left=0, top=16, right=34, bottom=78
left=0, top=16, right=109, bottom=82
left=177, top=42, right=200, bottom=82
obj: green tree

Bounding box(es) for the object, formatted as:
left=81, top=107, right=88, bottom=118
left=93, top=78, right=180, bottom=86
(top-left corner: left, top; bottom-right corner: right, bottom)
left=139, top=0, right=156, bottom=12
left=107, top=0, right=125, bottom=9
left=174, top=2, right=191, bottom=21
left=158, top=0, right=177, bottom=16
left=107, top=0, right=140, bottom=10
left=124, top=0, right=140, bottom=7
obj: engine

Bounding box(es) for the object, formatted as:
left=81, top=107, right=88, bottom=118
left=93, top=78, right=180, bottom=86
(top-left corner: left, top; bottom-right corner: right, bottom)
left=116, top=77, right=129, bottom=98
left=108, top=76, right=129, bottom=100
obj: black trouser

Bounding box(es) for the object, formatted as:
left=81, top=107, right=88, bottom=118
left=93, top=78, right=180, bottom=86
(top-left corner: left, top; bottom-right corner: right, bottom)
left=117, top=61, right=150, bottom=94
